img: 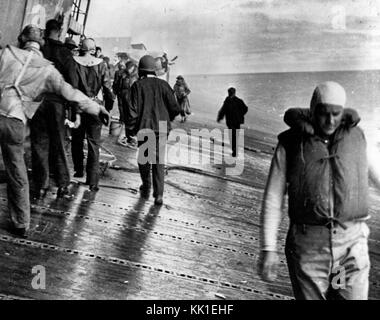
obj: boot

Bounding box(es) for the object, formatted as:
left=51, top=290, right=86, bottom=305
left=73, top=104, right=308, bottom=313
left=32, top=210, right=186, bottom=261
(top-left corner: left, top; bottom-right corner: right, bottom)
left=154, top=195, right=163, bottom=206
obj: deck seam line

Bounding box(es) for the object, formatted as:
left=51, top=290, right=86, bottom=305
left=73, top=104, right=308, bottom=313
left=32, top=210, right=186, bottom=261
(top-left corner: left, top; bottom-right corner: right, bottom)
left=0, top=234, right=292, bottom=300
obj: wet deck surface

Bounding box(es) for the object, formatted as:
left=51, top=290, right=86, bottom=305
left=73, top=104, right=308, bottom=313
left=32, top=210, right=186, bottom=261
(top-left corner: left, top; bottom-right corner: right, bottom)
left=0, top=118, right=380, bottom=300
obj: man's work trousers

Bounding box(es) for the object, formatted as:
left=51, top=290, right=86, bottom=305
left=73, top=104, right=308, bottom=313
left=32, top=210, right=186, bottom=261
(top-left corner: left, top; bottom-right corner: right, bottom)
left=285, top=221, right=370, bottom=300
left=228, top=125, right=240, bottom=156
left=0, top=115, right=30, bottom=229
left=30, top=99, right=70, bottom=190
left=71, top=114, right=102, bottom=187
left=137, top=134, right=167, bottom=198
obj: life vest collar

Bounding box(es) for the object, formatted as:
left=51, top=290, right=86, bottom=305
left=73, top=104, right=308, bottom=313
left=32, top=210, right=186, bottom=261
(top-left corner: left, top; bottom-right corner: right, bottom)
left=73, top=55, right=103, bottom=67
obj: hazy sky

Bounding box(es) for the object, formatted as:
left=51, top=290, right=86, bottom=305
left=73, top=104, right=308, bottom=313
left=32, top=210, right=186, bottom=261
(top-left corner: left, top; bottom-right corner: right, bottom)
left=86, top=0, right=380, bottom=74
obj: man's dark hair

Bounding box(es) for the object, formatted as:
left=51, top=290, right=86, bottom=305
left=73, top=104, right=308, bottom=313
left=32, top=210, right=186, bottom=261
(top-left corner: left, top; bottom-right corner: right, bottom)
left=228, top=87, right=236, bottom=96
left=45, top=19, right=62, bottom=36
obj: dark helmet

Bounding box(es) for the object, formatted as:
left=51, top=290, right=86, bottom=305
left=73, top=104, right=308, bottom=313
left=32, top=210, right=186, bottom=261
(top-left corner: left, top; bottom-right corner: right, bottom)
left=18, top=24, right=44, bottom=47
left=138, top=55, right=156, bottom=74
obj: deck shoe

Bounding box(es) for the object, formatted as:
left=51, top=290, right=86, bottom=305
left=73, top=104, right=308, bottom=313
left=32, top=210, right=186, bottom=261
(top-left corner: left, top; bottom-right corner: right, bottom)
left=139, top=185, right=151, bottom=199
left=10, top=226, right=28, bottom=238
left=154, top=195, right=163, bottom=206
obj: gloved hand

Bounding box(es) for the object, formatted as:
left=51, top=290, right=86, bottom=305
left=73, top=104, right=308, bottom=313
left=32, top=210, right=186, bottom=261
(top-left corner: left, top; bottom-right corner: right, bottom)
left=99, top=105, right=110, bottom=126
left=258, top=250, right=279, bottom=282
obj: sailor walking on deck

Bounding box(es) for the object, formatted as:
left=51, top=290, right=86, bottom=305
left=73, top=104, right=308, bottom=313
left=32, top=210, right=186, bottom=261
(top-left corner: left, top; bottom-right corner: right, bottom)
left=0, top=25, right=109, bottom=238
left=259, top=81, right=380, bottom=300
left=125, top=55, right=180, bottom=205
left=68, top=38, right=114, bottom=192
left=217, top=87, right=248, bottom=157
left=30, top=19, right=75, bottom=200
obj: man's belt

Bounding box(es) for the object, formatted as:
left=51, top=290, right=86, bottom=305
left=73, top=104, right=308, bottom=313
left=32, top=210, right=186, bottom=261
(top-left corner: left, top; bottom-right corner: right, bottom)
left=292, top=216, right=370, bottom=230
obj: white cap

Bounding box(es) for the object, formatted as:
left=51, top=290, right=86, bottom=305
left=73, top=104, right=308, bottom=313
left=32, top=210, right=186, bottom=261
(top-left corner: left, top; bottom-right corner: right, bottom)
left=310, top=81, right=346, bottom=116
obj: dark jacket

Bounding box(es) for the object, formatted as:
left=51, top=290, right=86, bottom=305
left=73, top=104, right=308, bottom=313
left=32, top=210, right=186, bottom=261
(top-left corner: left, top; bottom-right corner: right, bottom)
left=41, top=38, right=74, bottom=83
left=67, top=59, right=113, bottom=101
left=217, top=96, right=248, bottom=128
left=279, top=117, right=368, bottom=226
left=126, top=76, right=180, bottom=135
left=41, top=38, right=75, bottom=104
left=113, top=69, right=131, bottom=94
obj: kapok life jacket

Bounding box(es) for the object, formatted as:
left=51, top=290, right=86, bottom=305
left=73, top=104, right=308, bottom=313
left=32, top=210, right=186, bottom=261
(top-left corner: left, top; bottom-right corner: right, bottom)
left=278, top=126, right=368, bottom=226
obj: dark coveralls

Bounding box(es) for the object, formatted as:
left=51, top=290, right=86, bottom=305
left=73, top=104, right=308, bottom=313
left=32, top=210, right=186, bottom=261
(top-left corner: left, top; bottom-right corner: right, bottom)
left=126, top=76, right=180, bottom=198
left=217, top=96, right=248, bottom=156
left=68, top=60, right=113, bottom=187
left=30, top=38, right=74, bottom=193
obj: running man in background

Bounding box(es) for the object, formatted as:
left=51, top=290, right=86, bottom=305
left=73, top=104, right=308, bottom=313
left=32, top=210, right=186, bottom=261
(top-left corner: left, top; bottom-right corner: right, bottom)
left=217, top=87, right=248, bottom=157
left=259, top=81, right=380, bottom=300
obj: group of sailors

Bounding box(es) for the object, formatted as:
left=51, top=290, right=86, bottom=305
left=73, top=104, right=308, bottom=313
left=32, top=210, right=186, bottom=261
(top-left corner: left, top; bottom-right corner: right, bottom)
left=0, top=19, right=189, bottom=239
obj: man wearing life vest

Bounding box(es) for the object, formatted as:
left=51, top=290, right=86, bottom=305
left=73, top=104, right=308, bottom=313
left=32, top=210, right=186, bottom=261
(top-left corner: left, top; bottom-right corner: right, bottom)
left=259, top=81, right=380, bottom=300
left=68, top=38, right=114, bottom=192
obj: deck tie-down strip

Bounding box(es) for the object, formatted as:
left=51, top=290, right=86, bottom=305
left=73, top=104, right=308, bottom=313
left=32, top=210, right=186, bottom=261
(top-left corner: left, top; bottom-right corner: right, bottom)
left=0, top=234, right=292, bottom=300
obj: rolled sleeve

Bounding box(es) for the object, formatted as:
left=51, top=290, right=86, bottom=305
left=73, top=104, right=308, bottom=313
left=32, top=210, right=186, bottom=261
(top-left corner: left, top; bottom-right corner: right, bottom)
left=260, top=143, right=287, bottom=252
